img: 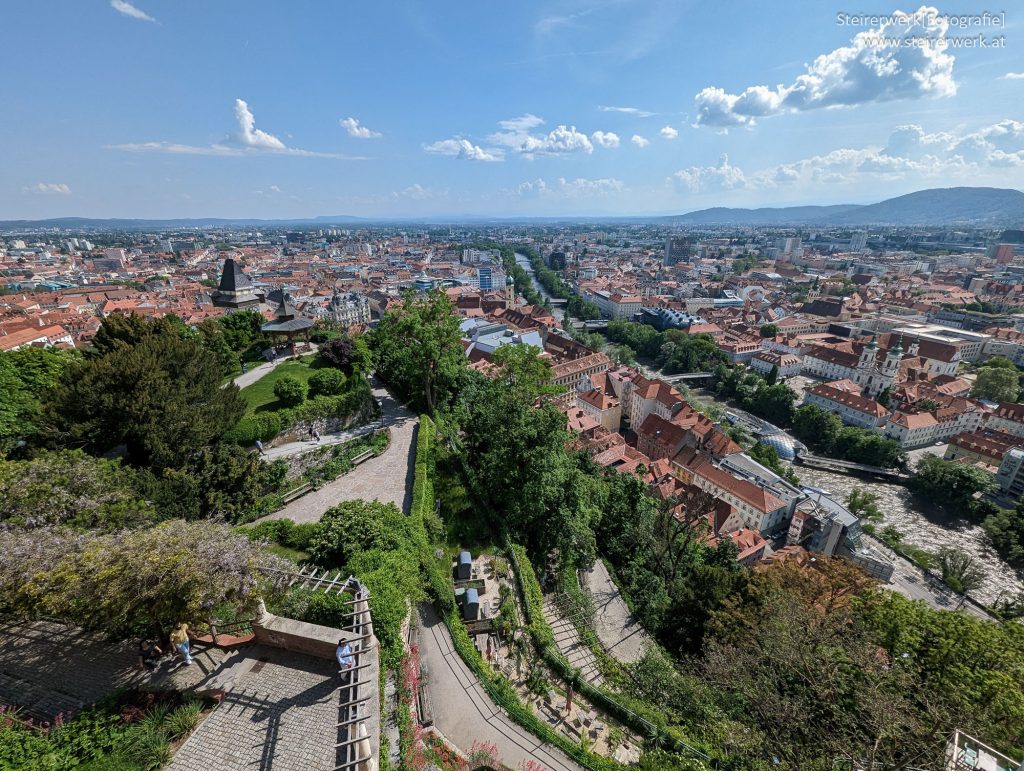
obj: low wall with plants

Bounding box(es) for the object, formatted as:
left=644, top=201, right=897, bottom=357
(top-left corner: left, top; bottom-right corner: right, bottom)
left=224, top=378, right=375, bottom=446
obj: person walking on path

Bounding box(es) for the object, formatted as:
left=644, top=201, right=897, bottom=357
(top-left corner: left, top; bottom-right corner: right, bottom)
left=255, top=439, right=266, bottom=455
left=311, top=426, right=321, bottom=443
left=170, top=623, right=193, bottom=666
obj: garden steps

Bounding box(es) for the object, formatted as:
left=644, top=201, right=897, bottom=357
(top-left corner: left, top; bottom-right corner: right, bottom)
left=540, top=597, right=604, bottom=687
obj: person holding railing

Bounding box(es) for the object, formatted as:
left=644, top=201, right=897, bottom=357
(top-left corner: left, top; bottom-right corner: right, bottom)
left=337, top=639, right=355, bottom=679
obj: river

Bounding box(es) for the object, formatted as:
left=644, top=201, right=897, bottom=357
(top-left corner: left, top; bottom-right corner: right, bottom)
left=788, top=463, right=1024, bottom=606
left=514, top=252, right=565, bottom=323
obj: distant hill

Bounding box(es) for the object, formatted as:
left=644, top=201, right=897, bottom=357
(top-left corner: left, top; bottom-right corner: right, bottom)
left=2, top=187, right=1022, bottom=229
left=668, top=187, right=1024, bottom=227
left=663, top=204, right=863, bottom=225
left=829, top=187, right=1024, bottom=226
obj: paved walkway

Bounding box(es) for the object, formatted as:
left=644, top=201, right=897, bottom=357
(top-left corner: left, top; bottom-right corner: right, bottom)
left=582, top=561, right=650, bottom=665
left=231, top=348, right=319, bottom=390
left=0, top=620, right=148, bottom=721
left=166, top=645, right=341, bottom=771
left=416, top=603, right=584, bottom=771
left=261, top=381, right=418, bottom=522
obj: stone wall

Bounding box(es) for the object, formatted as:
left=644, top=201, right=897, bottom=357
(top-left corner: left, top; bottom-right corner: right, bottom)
left=269, top=397, right=378, bottom=448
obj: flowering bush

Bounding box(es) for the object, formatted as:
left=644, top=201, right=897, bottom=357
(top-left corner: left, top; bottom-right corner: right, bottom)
left=0, top=520, right=290, bottom=634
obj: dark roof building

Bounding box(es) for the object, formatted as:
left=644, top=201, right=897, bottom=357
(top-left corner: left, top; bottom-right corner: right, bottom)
left=211, top=258, right=262, bottom=310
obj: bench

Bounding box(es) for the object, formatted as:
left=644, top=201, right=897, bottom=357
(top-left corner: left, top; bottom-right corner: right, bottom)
left=416, top=661, right=434, bottom=727
left=351, top=450, right=374, bottom=466
left=281, top=483, right=313, bottom=504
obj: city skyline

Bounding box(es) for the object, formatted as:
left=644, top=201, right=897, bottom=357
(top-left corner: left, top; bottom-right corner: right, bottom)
left=3, top=0, right=1023, bottom=219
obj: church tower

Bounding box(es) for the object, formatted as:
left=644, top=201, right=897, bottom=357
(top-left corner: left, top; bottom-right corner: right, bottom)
left=875, top=337, right=903, bottom=396
left=505, top=274, right=516, bottom=305
left=855, top=335, right=879, bottom=392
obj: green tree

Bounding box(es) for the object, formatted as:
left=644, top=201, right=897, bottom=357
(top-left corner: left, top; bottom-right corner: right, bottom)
left=972, top=364, right=1020, bottom=403
left=847, top=488, right=882, bottom=521
left=216, top=309, right=267, bottom=352
left=463, top=345, right=597, bottom=567
left=759, top=323, right=779, bottom=338
left=877, top=386, right=892, bottom=408
left=308, top=368, right=346, bottom=397
left=0, top=346, right=80, bottom=450
left=765, top=363, right=780, bottom=385
left=41, top=318, right=246, bottom=469
left=370, top=290, right=465, bottom=413
left=910, top=454, right=997, bottom=518
left=934, top=547, right=986, bottom=594
left=747, top=382, right=796, bottom=425
left=983, top=501, right=1024, bottom=568
left=273, top=375, right=306, bottom=407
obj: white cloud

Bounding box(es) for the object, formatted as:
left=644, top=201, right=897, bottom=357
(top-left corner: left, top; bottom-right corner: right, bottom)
left=746, top=118, right=1024, bottom=188
left=498, top=114, right=545, bottom=133
left=109, top=99, right=357, bottom=159
left=392, top=183, right=445, bottom=200
left=694, top=5, right=957, bottom=127
left=489, top=115, right=594, bottom=157
left=24, top=182, right=71, bottom=195
left=1002, top=72, right=1024, bottom=80
left=269, top=184, right=282, bottom=193
left=670, top=155, right=746, bottom=193
left=423, top=138, right=503, bottom=162
left=591, top=131, right=620, bottom=148
left=660, top=125, right=678, bottom=139
left=110, top=0, right=155, bottom=22
left=631, top=134, right=650, bottom=148
left=340, top=117, right=382, bottom=139
left=598, top=105, right=655, bottom=118
left=233, top=99, right=286, bottom=150
left=509, top=177, right=623, bottom=199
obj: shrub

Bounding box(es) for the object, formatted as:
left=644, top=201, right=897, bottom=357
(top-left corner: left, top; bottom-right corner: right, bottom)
left=308, top=368, right=346, bottom=397
left=273, top=376, right=306, bottom=407
left=223, top=412, right=282, bottom=445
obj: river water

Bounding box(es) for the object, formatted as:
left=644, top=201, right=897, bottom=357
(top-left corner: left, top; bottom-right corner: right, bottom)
left=514, top=252, right=565, bottom=323
left=787, top=463, right=1024, bottom=605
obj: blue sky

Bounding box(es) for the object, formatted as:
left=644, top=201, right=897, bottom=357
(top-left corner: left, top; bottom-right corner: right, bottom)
left=2, top=0, right=1022, bottom=218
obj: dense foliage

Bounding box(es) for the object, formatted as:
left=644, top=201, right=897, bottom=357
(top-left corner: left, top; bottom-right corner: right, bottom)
left=0, top=450, right=156, bottom=529
left=41, top=315, right=246, bottom=469
left=790, top=403, right=905, bottom=468
left=0, top=346, right=79, bottom=452
left=370, top=290, right=465, bottom=413
left=605, top=321, right=728, bottom=374
left=971, top=357, right=1022, bottom=403
left=0, top=691, right=208, bottom=771
left=0, top=520, right=288, bottom=635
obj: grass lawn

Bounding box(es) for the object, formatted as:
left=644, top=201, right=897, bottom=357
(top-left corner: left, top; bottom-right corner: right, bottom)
left=239, top=354, right=327, bottom=414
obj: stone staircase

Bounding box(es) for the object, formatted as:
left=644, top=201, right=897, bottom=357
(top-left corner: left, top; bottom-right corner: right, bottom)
left=541, top=596, right=604, bottom=687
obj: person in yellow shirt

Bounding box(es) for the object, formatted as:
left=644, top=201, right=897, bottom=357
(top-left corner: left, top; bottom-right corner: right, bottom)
left=170, top=623, right=192, bottom=666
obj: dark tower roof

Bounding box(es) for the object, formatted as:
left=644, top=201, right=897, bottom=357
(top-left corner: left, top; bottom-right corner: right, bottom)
left=217, top=258, right=253, bottom=292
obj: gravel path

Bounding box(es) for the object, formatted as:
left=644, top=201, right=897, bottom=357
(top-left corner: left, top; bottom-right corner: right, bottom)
left=582, top=561, right=650, bottom=664
left=260, top=382, right=417, bottom=522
